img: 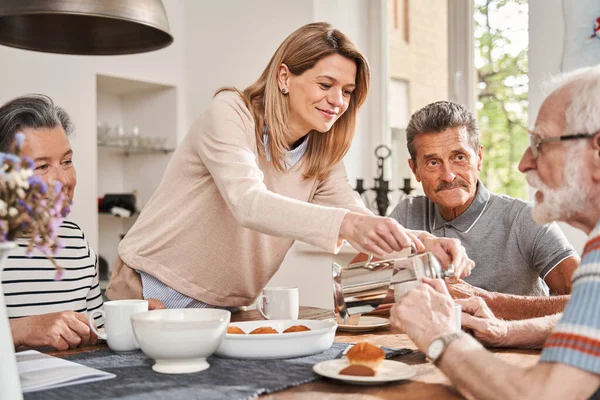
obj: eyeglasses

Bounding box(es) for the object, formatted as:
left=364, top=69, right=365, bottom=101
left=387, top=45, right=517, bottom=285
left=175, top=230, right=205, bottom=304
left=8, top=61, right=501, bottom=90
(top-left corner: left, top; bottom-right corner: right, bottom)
left=528, top=130, right=597, bottom=159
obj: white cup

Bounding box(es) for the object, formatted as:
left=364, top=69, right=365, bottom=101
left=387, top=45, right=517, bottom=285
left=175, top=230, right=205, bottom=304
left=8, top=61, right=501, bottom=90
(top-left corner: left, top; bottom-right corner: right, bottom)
left=256, top=287, right=299, bottom=320
left=454, top=303, right=462, bottom=332
left=89, top=299, right=148, bottom=352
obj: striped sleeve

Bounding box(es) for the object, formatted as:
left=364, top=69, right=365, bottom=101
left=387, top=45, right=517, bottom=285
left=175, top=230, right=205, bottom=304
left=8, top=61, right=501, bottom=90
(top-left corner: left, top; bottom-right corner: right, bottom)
left=540, top=228, right=600, bottom=374
left=85, top=239, right=104, bottom=328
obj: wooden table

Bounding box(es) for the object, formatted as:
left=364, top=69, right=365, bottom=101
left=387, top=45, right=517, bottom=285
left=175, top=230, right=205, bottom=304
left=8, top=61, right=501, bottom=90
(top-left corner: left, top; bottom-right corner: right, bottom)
left=48, top=306, right=540, bottom=399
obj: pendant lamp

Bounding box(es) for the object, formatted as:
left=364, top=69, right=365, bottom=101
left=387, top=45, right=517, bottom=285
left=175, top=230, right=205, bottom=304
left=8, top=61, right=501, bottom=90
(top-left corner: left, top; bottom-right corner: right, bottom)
left=0, top=0, right=173, bottom=55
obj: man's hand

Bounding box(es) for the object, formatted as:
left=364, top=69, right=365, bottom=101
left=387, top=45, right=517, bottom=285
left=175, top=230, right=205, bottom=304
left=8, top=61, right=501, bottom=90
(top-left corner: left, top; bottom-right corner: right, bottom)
left=419, top=234, right=475, bottom=279
left=340, top=212, right=424, bottom=258
left=10, top=311, right=97, bottom=351
left=455, top=296, right=508, bottom=347
left=390, top=277, right=457, bottom=352
left=147, top=298, right=166, bottom=310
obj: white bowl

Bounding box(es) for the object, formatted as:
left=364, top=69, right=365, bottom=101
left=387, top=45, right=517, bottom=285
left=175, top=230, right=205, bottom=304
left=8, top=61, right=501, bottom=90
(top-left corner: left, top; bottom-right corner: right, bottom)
left=215, top=319, right=337, bottom=359
left=131, top=308, right=230, bottom=374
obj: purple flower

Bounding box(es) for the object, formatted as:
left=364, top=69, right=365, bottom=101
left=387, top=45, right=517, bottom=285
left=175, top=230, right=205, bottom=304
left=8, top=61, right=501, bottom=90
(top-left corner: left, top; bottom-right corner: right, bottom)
left=21, top=156, right=34, bottom=170
left=53, top=268, right=65, bottom=281
left=15, top=132, right=25, bottom=148
left=53, top=181, right=62, bottom=193
left=5, top=154, right=20, bottom=165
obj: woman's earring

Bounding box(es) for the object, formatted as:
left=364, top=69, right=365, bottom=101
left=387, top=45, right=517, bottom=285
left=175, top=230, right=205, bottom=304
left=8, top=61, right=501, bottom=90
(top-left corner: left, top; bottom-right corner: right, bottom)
left=281, top=88, right=288, bottom=95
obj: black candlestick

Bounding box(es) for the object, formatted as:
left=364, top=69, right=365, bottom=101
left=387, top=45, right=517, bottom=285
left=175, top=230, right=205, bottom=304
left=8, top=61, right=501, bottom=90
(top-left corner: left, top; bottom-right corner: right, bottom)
left=400, top=178, right=414, bottom=195
left=354, top=178, right=366, bottom=196
left=372, top=145, right=392, bottom=216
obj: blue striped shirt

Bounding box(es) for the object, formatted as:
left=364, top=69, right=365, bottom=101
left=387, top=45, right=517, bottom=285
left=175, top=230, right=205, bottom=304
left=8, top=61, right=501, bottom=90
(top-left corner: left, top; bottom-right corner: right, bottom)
left=139, top=133, right=309, bottom=309
left=541, top=219, right=600, bottom=395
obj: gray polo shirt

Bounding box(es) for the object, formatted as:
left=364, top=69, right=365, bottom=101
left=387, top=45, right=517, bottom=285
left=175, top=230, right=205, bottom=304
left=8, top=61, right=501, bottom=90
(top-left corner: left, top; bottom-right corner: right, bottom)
left=389, top=182, right=577, bottom=296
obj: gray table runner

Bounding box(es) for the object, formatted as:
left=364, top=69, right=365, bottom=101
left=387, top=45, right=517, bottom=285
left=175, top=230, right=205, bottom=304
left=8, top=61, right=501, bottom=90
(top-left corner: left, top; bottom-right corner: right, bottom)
left=24, top=343, right=412, bottom=400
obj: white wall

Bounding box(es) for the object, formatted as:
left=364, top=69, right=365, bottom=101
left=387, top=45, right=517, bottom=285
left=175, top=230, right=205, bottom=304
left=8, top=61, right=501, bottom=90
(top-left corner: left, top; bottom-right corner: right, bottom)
left=0, top=0, right=382, bottom=308
left=0, top=0, right=187, bottom=252
left=528, top=0, right=588, bottom=254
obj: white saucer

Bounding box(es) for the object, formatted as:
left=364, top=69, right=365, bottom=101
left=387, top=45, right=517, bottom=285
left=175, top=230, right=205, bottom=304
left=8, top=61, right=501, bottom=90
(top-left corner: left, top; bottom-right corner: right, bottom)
left=337, top=317, right=391, bottom=333
left=313, top=359, right=415, bottom=385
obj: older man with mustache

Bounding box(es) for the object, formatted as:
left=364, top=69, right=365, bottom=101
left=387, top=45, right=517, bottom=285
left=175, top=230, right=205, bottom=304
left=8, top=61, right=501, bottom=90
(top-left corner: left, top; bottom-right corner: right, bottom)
left=389, top=101, right=579, bottom=319
left=390, top=64, right=600, bottom=400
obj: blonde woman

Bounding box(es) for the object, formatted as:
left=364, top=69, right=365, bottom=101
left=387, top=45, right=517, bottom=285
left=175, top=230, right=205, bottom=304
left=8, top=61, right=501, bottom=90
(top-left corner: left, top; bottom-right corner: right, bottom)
left=106, top=23, right=473, bottom=309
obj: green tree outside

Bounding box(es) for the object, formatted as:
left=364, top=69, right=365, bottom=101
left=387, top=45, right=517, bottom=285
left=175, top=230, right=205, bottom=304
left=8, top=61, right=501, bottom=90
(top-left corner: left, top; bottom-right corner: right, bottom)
left=475, top=0, right=528, bottom=200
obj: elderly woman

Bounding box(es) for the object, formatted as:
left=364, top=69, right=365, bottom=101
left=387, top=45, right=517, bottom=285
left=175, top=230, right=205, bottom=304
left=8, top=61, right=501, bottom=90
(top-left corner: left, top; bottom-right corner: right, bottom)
left=0, top=94, right=102, bottom=351
left=106, top=22, right=473, bottom=309
left=0, top=94, right=163, bottom=351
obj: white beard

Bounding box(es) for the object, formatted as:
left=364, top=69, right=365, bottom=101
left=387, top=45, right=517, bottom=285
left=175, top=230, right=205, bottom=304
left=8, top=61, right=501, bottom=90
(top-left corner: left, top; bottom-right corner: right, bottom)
left=526, top=146, right=589, bottom=225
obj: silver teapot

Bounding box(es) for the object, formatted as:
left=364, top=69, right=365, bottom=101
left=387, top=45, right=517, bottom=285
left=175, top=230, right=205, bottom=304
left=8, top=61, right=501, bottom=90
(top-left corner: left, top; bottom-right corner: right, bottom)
left=332, top=248, right=454, bottom=323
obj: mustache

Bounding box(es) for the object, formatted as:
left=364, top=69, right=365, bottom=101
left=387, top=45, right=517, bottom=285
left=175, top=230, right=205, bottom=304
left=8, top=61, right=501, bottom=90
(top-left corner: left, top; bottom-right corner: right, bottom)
left=435, top=180, right=469, bottom=192
left=525, top=171, right=542, bottom=189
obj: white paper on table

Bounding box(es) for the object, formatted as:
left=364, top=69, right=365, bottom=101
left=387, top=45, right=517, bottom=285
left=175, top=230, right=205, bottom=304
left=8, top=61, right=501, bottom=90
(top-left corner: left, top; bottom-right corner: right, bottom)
left=16, top=350, right=115, bottom=393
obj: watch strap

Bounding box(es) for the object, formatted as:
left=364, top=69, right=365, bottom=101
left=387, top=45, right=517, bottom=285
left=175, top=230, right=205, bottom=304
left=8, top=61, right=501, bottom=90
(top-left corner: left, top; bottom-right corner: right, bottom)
left=431, top=331, right=463, bottom=364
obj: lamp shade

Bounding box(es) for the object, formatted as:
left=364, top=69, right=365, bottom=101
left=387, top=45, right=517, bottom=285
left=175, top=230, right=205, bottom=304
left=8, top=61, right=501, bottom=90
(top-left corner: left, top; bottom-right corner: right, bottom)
left=0, top=0, right=173, bottom=55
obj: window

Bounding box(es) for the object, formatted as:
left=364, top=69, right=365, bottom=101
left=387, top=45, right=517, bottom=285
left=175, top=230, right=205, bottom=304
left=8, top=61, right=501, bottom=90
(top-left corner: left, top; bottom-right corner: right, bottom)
left=474, top=0, right=529, bottom=199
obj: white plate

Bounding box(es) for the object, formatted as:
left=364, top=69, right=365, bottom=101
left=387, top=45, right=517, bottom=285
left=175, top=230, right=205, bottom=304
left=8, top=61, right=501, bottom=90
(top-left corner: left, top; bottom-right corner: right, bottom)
left=313, top=359, right=415, bottom=385
left=215, top=319, right=336, bottom=359
left=337, top=317, right=391, bottom=333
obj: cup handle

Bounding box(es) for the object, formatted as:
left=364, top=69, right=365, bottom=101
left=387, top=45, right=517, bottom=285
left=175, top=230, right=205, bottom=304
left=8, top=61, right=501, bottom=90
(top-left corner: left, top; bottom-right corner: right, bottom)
left=89, top=310, right=107, bottom=340
left=256, top=295, right=270, bottom=320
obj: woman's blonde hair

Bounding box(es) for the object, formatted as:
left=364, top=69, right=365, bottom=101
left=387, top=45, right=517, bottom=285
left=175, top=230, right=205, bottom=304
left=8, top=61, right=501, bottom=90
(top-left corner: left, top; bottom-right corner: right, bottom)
left=217, top=22, right=370, bottom=180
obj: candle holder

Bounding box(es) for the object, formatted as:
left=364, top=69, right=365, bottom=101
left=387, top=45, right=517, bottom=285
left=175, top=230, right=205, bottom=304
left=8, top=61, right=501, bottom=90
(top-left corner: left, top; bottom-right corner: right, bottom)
left=372, top=145, right=392, bottom=216
left=354, top=178, right=366, bottom=197
left=400, top=178, right=415, bottom=195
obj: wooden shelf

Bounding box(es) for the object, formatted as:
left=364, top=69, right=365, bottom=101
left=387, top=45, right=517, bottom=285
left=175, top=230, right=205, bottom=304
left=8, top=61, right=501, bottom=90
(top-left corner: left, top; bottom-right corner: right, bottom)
left=98, top=143, right=175, bottom=156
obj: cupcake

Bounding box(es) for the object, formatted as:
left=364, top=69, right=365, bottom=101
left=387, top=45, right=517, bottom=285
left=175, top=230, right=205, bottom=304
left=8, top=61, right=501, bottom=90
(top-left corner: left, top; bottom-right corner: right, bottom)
left=346, top=342, right=385, bottom=371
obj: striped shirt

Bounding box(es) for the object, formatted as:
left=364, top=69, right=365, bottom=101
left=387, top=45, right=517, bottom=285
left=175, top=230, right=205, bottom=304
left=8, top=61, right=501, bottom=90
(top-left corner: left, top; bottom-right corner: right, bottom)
left=2, top=220, right=104, bottom=327
left=139, top=133, right=309, bottom=309
left=541, top=219, right=600, bottom=391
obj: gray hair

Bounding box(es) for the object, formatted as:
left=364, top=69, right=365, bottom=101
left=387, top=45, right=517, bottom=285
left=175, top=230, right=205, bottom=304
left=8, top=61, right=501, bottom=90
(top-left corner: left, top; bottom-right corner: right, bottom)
left=541, top=65, right=600, bottom=136
left=0, top=94, right=74, bottom=152
left=406, top=101, right=479, bottom=164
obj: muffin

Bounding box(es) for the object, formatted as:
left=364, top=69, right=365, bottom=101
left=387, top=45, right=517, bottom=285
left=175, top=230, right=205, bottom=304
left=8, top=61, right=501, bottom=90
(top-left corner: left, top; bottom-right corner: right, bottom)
left=339, top=364, right=376, bottom=377
left=346, top=342, right=385, bottom=370
left=227, top=326, right=246, bottom=334
left=249, top=326, right=279, bottom=334
left=283, top=325, right=311, bottom=333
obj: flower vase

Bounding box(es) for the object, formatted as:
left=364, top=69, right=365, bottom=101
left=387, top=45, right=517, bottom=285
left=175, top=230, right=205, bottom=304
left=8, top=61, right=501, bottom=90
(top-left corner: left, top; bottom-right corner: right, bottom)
left=0, top=241, right=23, bottom=399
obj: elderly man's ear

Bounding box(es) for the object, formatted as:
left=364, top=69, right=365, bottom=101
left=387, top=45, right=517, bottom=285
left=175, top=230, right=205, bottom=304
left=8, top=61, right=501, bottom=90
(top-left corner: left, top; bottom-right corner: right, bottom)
left=408, top=158, right=420, bottom=182
left=591, top=132, right=600, bottom=182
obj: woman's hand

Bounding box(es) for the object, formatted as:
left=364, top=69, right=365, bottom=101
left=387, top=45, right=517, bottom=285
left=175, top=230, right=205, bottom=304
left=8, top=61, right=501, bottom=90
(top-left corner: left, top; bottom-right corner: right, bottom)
left=339, top=212, right=424, bottom=257
left=418, top=233, right=475, bottom=280
left=147, top=298, right=166, bottom=310
left=10, top=311, right=97, bottom=351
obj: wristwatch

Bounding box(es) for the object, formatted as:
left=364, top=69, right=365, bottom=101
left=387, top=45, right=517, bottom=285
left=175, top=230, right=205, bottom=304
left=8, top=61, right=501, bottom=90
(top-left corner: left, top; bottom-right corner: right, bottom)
left=427, top=332, right=463, bottom=364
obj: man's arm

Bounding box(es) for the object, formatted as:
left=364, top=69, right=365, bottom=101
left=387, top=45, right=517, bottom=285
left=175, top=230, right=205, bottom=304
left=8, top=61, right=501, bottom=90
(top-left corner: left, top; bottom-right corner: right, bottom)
left=439, top=334, right=600, bottom=400
left=448, top=279, right=569, bottom=320
left=391, top=279, right=600, bottom=400
left=456, top=296, right=561, bottom=348
left=544, top=255, right=579, bottom=294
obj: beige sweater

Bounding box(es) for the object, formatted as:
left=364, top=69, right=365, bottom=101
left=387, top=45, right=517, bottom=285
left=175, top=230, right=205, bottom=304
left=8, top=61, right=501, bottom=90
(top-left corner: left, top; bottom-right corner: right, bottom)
left=107, top=91, right=368, bottom=307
